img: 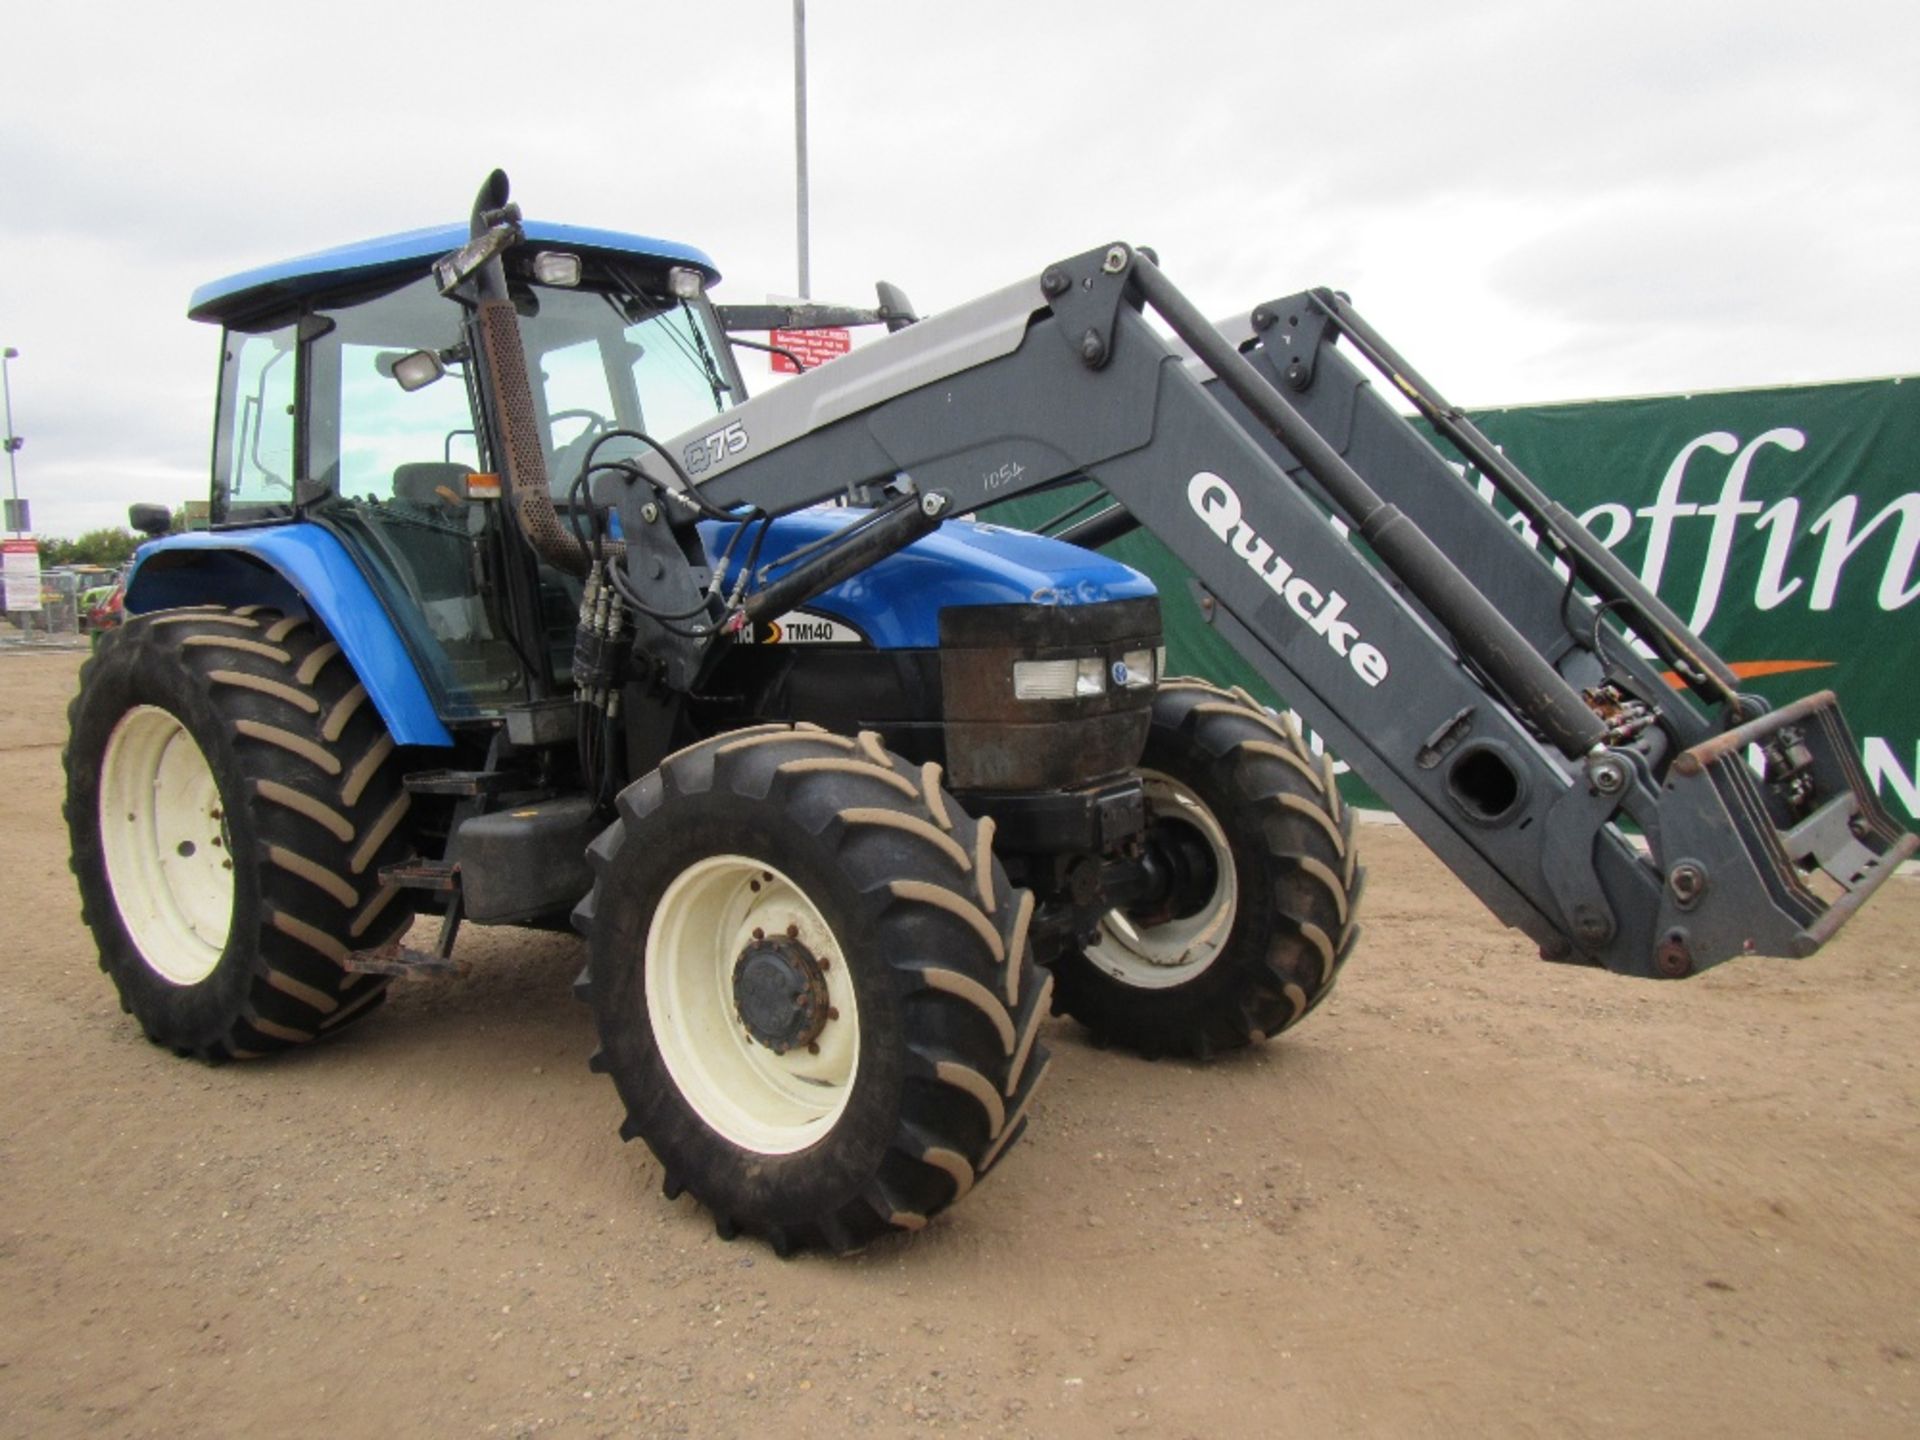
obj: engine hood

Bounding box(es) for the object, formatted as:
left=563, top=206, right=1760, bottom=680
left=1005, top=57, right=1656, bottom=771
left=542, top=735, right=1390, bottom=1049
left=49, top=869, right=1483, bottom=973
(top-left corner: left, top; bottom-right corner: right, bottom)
left=699, top=508, right=1157, bottom=649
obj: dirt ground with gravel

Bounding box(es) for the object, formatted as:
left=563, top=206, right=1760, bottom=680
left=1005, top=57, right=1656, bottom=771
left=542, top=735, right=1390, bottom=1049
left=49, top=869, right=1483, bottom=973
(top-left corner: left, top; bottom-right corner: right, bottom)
left=2, top=646, right=1916, bottom=1439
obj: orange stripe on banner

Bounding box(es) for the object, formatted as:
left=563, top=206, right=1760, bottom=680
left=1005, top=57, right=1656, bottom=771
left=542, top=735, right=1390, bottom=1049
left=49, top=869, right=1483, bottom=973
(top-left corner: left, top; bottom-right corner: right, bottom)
left=1661, top=659, right=1834, bottom=689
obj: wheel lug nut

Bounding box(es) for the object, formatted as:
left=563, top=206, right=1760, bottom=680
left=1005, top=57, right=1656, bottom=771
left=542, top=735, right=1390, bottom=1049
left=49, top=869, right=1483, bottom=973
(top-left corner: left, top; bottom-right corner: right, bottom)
left=751, top=928, right=765, bottom=940
left=785, top=923, right=799, bottom=939
left=807, top=1042, right=820, bottom=1055
left=826, top=1007, right=839, bottom=1021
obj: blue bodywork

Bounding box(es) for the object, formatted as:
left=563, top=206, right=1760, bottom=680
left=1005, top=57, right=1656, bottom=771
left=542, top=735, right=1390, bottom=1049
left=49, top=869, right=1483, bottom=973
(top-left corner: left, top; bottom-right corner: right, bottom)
left=129, top=511, right=1154, bottom=743
left=189, top=221, right=720, bottom=324
left=700, top=509, right=1155, bottom=647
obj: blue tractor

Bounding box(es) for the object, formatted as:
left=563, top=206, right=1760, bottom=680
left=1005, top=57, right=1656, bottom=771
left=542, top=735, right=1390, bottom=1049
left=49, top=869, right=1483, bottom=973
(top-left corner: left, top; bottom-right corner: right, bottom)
left=67, top=174, right=1910, bottom=1253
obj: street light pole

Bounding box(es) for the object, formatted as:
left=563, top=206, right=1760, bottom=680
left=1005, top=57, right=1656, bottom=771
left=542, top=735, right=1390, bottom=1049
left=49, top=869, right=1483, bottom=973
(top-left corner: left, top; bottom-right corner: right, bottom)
left=793, top=0, right=810, bottom=300
left=1, top=347, right=20, bottom=537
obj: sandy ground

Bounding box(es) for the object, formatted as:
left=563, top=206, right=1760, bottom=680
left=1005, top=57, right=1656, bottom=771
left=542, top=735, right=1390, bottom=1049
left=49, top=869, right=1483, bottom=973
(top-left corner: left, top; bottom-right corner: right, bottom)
left=2, top=646, right=1916, bottom=1439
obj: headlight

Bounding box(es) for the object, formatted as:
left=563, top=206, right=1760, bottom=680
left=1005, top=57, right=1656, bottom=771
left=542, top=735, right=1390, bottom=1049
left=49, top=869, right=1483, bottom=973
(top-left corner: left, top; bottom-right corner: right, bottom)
left=531, top=251, right=582, bottom=287
left=1012, top=656, right=1108, bottom=700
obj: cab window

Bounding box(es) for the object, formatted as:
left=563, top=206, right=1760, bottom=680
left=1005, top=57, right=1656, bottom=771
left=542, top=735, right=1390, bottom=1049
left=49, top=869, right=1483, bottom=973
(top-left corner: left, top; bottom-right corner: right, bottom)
left=213, top=325, right=296, bottom=512
left=335, top=343, right=481, bottom=500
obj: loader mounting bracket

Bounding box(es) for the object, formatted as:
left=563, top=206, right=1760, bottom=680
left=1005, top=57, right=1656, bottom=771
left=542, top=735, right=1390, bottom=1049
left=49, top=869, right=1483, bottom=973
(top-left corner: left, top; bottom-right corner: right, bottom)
left=1041, top=243, right=1138, bottom=370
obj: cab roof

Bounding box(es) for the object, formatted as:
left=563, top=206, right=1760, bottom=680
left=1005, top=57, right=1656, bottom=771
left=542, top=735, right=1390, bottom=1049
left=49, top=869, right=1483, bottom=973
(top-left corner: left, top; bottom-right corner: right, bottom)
left=187, top=221, right=720, bottom=326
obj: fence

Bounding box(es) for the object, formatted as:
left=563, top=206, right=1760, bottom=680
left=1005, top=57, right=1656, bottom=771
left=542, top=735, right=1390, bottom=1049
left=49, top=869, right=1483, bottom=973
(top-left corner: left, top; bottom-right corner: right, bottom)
left=2, top=569, right=95, bottom=648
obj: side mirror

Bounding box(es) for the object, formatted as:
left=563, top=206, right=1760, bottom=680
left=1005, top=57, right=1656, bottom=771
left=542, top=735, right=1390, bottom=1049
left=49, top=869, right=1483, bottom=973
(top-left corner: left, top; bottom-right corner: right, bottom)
left=128, top=503, right=172, bottom=538
left=876, top=281, right=919, bottom=332
left=377, top=349, right=447, bottom=393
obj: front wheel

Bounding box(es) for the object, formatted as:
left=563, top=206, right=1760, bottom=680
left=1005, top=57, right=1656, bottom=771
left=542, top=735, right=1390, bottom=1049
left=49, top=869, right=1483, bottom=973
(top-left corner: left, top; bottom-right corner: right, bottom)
left=1051, top=679, right=1363, bottom=1059
left=576, top=725, right=1052, bottom=1254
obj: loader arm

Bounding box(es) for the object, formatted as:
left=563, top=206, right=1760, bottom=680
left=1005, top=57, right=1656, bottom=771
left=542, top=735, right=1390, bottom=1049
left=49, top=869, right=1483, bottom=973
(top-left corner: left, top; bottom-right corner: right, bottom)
left=620, top=243, right=1912, bottom=978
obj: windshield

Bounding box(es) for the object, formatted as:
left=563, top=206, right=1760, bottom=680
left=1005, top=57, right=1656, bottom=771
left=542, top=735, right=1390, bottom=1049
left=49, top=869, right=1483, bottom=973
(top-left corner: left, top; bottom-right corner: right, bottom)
left=516, top=283, right=733, bottom=498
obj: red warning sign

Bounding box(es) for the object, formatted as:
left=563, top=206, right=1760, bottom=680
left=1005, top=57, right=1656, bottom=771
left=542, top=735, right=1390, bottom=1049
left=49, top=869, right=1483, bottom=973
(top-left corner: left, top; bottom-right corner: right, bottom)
left=768, top=327, right=852, bottom=374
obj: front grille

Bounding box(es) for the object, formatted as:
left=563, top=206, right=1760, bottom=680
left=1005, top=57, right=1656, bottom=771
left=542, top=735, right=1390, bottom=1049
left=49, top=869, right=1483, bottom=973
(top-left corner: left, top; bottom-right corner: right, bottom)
left=937, top=597, right=1161, bottom=792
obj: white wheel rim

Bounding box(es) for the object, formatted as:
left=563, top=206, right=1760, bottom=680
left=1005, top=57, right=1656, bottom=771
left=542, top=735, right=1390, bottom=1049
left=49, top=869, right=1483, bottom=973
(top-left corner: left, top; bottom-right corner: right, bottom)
left=645, top=854, right=860, bottom=1155
left=1085, top=771, right=1237, bottom=990
left=98, top=705, right=234, bottom=986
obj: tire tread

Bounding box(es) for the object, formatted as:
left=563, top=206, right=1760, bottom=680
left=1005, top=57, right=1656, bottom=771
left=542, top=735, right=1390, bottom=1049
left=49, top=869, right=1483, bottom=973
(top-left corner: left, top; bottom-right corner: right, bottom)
left=582, top=725, right=1050, bottom=1252
left=66, top=605, right=416, bottom=1061
left=1051, top=680, right=1363, bottom=1058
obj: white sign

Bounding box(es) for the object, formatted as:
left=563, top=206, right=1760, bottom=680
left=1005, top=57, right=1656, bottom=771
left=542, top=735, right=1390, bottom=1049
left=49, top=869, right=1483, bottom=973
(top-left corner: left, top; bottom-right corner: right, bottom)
left=2, top=539, right=41, bottom=612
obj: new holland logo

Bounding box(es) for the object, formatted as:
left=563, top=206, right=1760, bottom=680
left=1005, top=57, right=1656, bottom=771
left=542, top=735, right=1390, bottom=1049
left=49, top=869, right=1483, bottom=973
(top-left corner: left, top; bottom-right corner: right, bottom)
left=1188, top=471, right=1390, bottom=687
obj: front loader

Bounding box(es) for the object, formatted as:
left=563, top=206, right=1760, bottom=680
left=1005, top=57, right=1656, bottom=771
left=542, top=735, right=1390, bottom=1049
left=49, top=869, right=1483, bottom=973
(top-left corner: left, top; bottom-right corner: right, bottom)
left=66, top=173, right=1912, bottom=1253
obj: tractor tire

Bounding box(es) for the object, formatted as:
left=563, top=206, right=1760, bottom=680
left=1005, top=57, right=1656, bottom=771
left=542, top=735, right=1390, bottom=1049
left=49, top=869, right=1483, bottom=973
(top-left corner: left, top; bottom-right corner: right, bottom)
left=1050, top=678, right=1363, bottom=1059
left=65, top=605, right=416, bottom=1060
left=575, top=724, right=1051, bottom=1254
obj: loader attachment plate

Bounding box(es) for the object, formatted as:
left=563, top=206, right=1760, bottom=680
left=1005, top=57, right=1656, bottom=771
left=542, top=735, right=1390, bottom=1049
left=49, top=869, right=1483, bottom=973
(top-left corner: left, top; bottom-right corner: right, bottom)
left=1658, top=691, right=1915, bottom=970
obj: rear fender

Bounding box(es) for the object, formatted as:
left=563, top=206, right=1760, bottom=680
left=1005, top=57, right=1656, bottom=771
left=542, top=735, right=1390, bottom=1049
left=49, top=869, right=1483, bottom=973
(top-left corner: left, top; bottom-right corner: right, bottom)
left=124, top=526, right=454, bottom=748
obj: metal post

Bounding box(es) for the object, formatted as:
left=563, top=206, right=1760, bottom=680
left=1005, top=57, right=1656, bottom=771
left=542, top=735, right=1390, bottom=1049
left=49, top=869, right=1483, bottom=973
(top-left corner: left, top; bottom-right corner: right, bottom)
left=2, top=347, right=19, bottom=536
left=793, top=0, right=810, bottom=300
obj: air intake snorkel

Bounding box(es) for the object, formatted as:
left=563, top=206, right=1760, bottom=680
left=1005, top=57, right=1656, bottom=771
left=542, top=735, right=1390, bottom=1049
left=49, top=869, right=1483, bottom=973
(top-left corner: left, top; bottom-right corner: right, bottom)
left=445, top=169, right=603, bottom=577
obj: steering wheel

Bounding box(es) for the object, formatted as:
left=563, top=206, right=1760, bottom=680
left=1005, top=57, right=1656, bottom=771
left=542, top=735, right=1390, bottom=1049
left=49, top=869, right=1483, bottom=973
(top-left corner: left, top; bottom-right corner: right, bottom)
left=548, top=409, right=611, bottom=491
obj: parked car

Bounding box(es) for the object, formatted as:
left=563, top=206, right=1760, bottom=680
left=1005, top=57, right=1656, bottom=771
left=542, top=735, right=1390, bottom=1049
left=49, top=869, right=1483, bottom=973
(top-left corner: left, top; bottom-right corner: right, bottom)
left=82, top=572, right=127, bottom=637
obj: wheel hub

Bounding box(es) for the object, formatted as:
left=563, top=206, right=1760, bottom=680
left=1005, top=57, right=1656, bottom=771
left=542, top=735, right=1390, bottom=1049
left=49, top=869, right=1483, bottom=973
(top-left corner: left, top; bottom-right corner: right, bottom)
left=1131, top=816, right=1221, bottom=930
left=646, top=853, right=860, bottom=1155
left=1084, top=770, right=1238, bottom=988
left=732, top=934, right=831, bottom=1055
left=98, top=704, right=235, bottom=986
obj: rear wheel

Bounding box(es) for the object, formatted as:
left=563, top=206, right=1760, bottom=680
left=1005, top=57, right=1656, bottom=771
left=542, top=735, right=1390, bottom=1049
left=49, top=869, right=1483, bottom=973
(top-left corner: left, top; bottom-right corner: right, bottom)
left=1051, top=679, right=1362, bottom=1058
left=65, top=605, right=416, bottom=1059
left=577, top=725, right=1051, bottom=1253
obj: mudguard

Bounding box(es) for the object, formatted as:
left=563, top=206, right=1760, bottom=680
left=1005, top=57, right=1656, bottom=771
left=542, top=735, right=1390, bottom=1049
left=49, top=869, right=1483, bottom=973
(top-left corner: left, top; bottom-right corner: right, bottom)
left=123, top=525, right=454, bottom=748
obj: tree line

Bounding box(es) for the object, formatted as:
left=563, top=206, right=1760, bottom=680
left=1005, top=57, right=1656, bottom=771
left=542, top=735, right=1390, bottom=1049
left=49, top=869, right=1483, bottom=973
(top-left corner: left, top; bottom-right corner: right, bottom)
left=34, top=508, right=196, bottom=569
left=35, top=528, right=146, bottom=570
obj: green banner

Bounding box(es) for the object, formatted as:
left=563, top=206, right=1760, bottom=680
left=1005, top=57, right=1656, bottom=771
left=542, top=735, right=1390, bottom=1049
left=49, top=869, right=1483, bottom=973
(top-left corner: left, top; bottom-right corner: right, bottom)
left=1458, top=377, right=1917, bottom=834
left=997, top=375, right=1920, bottom=832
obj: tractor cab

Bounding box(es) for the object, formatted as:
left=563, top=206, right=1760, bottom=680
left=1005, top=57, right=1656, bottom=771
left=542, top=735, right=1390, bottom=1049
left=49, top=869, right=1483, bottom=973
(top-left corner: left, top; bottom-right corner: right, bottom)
left=182, top=223, right=738, bottom=721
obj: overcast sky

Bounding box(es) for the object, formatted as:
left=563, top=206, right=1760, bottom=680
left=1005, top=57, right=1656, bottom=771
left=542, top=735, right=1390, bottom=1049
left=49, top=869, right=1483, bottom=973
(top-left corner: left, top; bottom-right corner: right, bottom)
left=2, top=0, right=1914, bottom=538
